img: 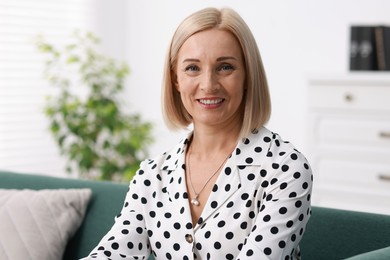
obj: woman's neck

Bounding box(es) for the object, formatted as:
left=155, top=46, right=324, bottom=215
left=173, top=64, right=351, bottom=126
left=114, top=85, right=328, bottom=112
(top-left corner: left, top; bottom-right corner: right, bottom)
left=189, top=123, right=241, bottom=158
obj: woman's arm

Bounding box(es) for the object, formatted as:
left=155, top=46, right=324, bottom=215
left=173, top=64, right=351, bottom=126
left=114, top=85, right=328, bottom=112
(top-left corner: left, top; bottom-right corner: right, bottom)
left=80, top=161, right=151, bottom=260
left=236, top=151, right=313, bottom=260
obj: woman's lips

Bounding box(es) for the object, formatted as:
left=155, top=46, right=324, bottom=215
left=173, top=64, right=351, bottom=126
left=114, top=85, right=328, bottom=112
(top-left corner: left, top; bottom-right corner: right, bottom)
left=197, top=98, right=224, bottom=105
left=197, top=98, right=224, bottom=108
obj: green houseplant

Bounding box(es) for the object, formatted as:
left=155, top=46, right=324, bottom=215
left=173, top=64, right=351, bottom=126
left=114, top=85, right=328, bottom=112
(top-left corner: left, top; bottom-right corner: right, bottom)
left=36, top=31, right=153, bottom=182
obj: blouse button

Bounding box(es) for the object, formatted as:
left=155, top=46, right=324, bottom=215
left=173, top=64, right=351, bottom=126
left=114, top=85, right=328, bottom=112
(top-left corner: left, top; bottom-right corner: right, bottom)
left=185, top=234, right=193, bottom=243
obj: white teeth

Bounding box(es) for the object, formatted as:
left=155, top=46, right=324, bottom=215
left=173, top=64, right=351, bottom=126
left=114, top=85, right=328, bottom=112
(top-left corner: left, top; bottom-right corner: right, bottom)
left=199, top=99, right=223, bottom=105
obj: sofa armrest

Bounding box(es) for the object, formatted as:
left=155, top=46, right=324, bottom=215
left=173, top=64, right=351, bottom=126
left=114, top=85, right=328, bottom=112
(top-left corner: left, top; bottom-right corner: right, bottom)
left=344, top=246, right=390, bottom=260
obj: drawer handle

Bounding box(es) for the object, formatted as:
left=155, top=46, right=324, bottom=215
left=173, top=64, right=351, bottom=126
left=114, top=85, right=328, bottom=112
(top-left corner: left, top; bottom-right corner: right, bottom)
left=344, top=94, right=353, bottom=102
left=379, top=132, right=390, bottom=139
left=378, top=174, right=390, bottom=182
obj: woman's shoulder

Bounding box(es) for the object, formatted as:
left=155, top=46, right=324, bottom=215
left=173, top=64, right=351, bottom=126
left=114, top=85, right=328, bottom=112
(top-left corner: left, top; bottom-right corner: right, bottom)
left=139, top=133, right=191, bottom=172
left=243, top=127, right=297, bottom=149
left=239, top=127, right=307, bottom=163
left=240, top=128, right=312, bottom=185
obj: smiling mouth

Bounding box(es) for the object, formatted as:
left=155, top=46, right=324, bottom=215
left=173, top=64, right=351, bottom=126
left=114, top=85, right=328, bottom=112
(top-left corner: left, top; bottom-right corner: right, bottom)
left=197, top=98, right=224, bottom=105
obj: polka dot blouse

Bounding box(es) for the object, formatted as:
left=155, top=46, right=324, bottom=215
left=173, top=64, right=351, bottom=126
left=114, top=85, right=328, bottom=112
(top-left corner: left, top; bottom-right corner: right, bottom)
left=82, top=127, right=313, bottom=260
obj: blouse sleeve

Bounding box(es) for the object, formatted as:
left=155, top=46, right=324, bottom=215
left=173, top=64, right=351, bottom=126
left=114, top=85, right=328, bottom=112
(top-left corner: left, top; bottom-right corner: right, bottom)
left=80, top=161, right=151, bottom=260
left=236, top=151, right=313, bottom=260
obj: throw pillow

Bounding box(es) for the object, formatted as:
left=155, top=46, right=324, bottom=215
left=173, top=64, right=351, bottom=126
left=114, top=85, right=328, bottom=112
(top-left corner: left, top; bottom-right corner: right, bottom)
left=0, top=188, right=92, bottom=260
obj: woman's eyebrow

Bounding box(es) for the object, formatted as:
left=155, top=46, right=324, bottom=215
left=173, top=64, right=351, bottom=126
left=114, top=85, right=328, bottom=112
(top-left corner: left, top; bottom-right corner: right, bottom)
left=182, top=56, right=237, bottom=63
left=217, top=56, right=237, bottom=61
left=182, top=58, right=200, bottom=63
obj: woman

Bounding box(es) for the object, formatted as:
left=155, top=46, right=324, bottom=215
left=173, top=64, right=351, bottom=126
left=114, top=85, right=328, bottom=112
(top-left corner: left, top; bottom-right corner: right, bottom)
left=82, top=7, right=312, bottom=260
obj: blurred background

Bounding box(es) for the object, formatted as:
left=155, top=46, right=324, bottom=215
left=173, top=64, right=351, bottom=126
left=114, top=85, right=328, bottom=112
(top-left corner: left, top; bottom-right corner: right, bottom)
left=0, top=0, right=389, bottom=184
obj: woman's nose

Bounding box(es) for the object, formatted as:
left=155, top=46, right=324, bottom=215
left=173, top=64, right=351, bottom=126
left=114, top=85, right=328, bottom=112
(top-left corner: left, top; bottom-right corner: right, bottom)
left=200, top=71, right=219, bottom=93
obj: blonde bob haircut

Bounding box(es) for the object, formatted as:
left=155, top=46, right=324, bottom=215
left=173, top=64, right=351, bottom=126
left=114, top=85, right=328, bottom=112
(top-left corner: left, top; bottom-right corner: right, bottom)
left=162, top=7, right=271, bottom=138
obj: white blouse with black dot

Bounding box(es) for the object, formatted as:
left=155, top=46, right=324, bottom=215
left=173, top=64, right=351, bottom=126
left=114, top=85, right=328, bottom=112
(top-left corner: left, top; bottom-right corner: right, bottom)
left=82, top=127, right=313, bottom=260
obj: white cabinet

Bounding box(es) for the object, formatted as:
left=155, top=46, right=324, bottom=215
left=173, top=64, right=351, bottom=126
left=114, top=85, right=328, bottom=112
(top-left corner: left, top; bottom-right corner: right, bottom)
left=307, top=73, right=390, bottom=215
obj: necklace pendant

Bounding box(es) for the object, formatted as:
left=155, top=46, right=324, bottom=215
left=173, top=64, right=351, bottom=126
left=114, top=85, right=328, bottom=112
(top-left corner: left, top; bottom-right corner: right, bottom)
left=191, top=197, right=200, bottom=206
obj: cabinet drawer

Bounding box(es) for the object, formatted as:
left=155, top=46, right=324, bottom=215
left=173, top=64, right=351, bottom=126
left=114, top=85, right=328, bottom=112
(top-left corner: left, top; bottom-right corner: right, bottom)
left=309, top=85, right=390, bottom=111
left=312, top=187, right=390, bottom=215
left=314, top=115, right=390, bottom=146
left=316, top=159, right=390, bottom=194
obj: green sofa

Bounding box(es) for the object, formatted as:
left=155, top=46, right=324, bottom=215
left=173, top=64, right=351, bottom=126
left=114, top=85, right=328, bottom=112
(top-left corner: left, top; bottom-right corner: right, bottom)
left=1, top=170, right=390, bottom=260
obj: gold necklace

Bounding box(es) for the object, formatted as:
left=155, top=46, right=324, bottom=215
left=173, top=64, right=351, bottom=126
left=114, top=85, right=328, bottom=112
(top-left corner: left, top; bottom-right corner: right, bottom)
left=186, top=146, right=233, bottom=206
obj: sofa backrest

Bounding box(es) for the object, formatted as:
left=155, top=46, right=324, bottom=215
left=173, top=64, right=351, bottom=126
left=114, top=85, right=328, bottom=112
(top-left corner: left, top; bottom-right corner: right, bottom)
left=300, top=206, right=390, bottom=259
left=0, top=171, right=128, bottom=259
left=2, top=171, right=390, bottom=259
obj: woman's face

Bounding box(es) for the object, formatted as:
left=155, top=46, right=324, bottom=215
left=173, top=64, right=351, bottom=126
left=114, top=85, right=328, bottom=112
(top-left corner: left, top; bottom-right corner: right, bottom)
left=174, top=28, right=246, bottom=130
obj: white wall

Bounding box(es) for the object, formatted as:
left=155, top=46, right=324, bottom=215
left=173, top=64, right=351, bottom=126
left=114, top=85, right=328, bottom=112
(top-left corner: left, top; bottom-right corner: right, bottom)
left=2, top=0, right=388, bottom=177
left=123, top=0, right=390, bottom=158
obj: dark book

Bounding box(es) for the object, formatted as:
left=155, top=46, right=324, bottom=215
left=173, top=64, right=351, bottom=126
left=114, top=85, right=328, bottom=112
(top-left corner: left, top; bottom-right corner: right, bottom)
left=359, top=26, right=377, bottom=70
left=349, top=26, right=377, bottom=71
left=349, top=26, right=361, bottom=70
left=375, top=26, right=390, bottom=70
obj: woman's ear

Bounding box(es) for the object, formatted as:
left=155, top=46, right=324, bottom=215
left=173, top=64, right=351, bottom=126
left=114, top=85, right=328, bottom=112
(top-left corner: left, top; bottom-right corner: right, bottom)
left=172, top=70, right=180, bottom=91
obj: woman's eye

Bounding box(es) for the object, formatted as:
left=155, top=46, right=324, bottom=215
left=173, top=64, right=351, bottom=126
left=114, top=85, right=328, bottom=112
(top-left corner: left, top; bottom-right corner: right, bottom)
left=218, top=64, right=235, bottom=71
left=185, top=65, right=199, bottom=72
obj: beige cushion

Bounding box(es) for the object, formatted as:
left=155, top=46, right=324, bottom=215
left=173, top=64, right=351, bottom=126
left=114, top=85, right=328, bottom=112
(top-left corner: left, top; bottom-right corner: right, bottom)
left=0, top=188, right=92, bottom=260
